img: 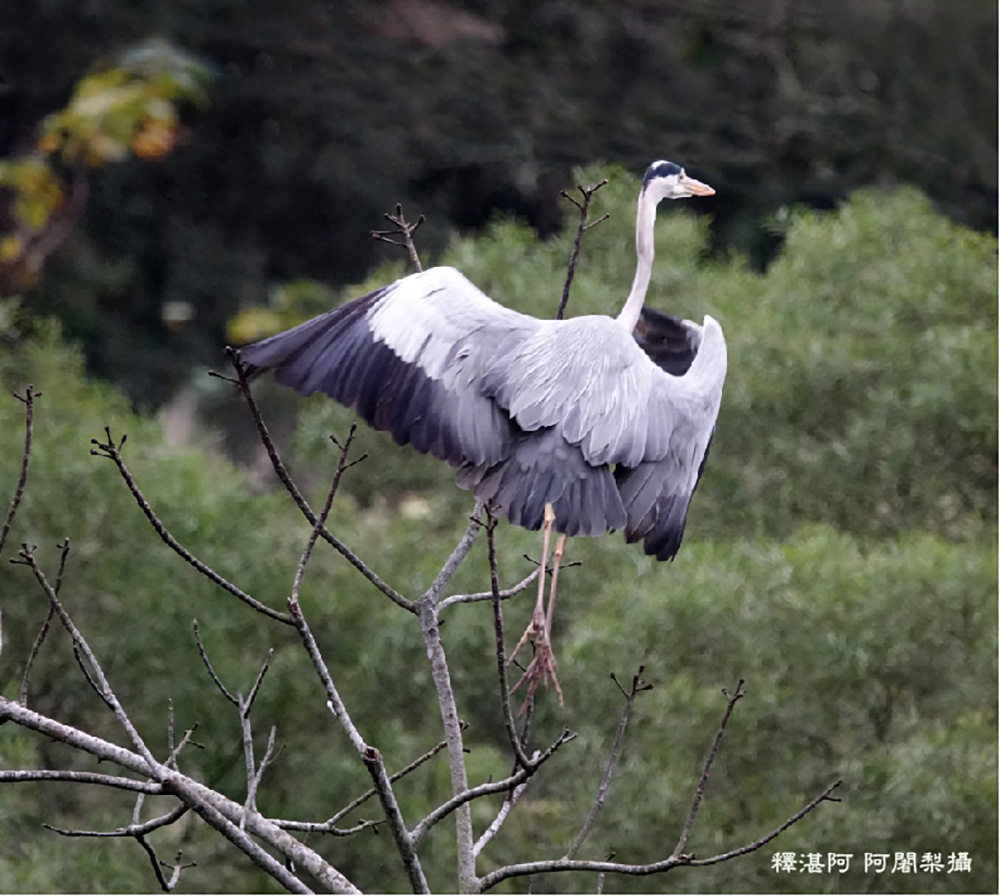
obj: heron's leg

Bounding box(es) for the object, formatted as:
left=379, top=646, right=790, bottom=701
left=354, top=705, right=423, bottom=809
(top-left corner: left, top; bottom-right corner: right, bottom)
left=509, top=505, right=565, bottom=708
left=508, top=504, right=554, bottom=664
left=543, top=533, right=568, bottom=641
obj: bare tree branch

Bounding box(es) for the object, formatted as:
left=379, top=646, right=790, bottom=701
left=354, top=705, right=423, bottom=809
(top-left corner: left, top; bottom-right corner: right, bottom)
left=220, top=350, right=414, bottom=613
left=13, top=544, right=159, bottom=770
left=418, top=592, right=476, bottom=891
left=564, top=668, right=653, bottom=860
left=192, top=619, right=238, bottom=705
left=671, top=679, right=745, bottom=860
left=410, top=726, right=575, bottom=847
left=361, top=745, right=429, bottom=894
left=42, top=803, right=188, bottom=838
left=0, top=386, right=40, bottom=558
left=90, top=429, right=292, bottom=624
left=371, top=203, right=426, bottom=272
left=556, top=180, right=609, bottom=320
left=437, top=566, right=540, bottom=613
left=324, top=730, right=457, bottom=826
left=0, top=697, right=361, bottom=894
left=485, top=509, right=535, bottom=772
left=473, top=779, right=529, bottom=859
left=0, top=769, right=162, bottom=793
left=479, top=778, right=842, bottom=890
left=291, top=425, right=359, bottom=605
left=422, top=502, right=484, bottom=606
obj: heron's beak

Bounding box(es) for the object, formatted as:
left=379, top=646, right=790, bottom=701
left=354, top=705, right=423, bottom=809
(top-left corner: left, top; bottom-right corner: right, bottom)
left=680, top=174, right=715, bottom=197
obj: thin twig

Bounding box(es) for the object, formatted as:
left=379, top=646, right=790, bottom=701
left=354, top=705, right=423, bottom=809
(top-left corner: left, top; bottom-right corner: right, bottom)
left=291, top=425, right=359, bottom=605
left=325, top=731, right=457, bottom=825
left=564, top=668, right=653, bottom=860
left=411, top=728, right=575, bottom=846
left=286, top=600, right=369, bottom=756
left=437, top=566, right=540, bottom=613
left=244, top=648, right=275, bottom=719
left=13, top=545, right=159, bottom=771
left=485, top=509, right=535, bottom=771
left=19, top=605, right=54, bottom=705
left=44, top=803, right=188, bottom=838
left=371, top=203, right=425, bottom=272
left=556, top=180, right=609, bottom=320
left=270, top=818, right=380, bottom=836
left=671, top=679, right=746, bottom=860
left=422, top=502, right=484, bottom=607
left=473, top=779, right=530, bottom=858
left=192, top=620, right=238, bottom=705
left=0, top=385, right=40, bottom=556
left=244, top=725, right=277, bottom=826
left=478, top=780, right=842, bottom=890
left=90, top=429, right=292, bottom=624
left=224, top=349, right=414, bottom=613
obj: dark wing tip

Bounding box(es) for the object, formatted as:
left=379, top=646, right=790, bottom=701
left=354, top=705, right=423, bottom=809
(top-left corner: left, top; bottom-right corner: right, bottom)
left=633, top=307, right=700, bottom=376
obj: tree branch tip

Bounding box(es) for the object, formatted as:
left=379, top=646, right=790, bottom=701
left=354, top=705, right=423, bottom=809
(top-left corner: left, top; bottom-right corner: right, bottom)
left=207, top=369, right=239, bottom=384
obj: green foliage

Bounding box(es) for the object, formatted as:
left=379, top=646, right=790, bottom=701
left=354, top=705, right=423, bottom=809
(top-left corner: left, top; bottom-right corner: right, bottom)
left=0, top=174, right=996, bottom=892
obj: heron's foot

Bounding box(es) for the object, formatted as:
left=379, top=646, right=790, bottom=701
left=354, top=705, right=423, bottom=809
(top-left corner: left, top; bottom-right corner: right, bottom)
left=508, top=607, right=547, bottom=666
left=510, top=633, right=564, bottom=713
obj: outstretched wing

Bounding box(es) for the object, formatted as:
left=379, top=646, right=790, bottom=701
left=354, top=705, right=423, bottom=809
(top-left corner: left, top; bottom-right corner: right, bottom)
left=239, top=267, right=533, bottom=469
left=616, top=311, right=725, bottom=559
left=239, top=266, right=726, bottom=556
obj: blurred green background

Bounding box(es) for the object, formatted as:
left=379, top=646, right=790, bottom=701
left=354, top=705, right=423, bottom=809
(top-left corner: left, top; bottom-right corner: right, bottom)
left=0, top=1, right=996, bottom=893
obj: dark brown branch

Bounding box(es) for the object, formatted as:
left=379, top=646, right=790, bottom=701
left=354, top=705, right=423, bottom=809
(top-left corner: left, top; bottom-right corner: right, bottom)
left=485, top=509, right=535, bottom=772
left=671, top=679, right=745, bottom=860
left=291, top=425, right=359, bottom=605
left=371, top=203, right=426, bottom=272
left=90, top=429, right=292, bottom=624
left=1, top=386, right=40, bottom=557
left=223, top=349, right=414, bottom=613
left=19, top=605, right=54, bottom=705
left=43, top=803, right=188, bottom=838
left=192, top=619, right=238, bottom=705
left=556, top=179, right=609, bottom=320
left=685, top=780, right=843, bottom=866
left=21, top=539, right=73, bottom=704
left=243, top=648, right=274, bottom=720
left=564, top=668, right=653, bottom=860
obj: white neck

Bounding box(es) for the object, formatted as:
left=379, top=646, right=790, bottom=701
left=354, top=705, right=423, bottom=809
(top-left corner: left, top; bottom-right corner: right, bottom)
left=616, top=189, right=657, bottom=331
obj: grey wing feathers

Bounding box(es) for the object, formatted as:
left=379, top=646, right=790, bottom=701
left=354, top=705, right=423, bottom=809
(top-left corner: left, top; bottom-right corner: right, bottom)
left=239, top=267, right=723, bottom=557
left=238, top=273, right=518, bottom=469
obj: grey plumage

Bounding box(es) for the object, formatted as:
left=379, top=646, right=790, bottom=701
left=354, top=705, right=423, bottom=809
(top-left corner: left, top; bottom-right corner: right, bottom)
left=239, top=161, right=726, bottom=560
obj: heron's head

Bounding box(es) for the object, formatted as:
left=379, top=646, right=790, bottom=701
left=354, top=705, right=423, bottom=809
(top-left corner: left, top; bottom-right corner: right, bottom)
left=642, top=160, right=715, bottom=202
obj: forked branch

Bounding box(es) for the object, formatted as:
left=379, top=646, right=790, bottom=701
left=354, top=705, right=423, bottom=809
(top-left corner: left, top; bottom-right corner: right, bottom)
left=478, top=683, right=842, bottom=891
left=556, top=179, right=610, bottom=320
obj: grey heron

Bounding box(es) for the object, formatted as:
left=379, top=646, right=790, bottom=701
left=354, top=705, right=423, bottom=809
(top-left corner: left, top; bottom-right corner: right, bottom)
left=239, top=160, right=725, bottom=700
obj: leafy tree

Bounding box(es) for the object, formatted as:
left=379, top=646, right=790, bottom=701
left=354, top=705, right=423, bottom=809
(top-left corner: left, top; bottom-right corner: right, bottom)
left=0, top=170, right=996, bottom=892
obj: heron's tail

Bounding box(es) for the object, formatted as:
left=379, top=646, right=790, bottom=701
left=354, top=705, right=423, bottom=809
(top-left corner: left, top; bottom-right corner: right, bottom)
left=458, top=427, right=627, bottom=538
